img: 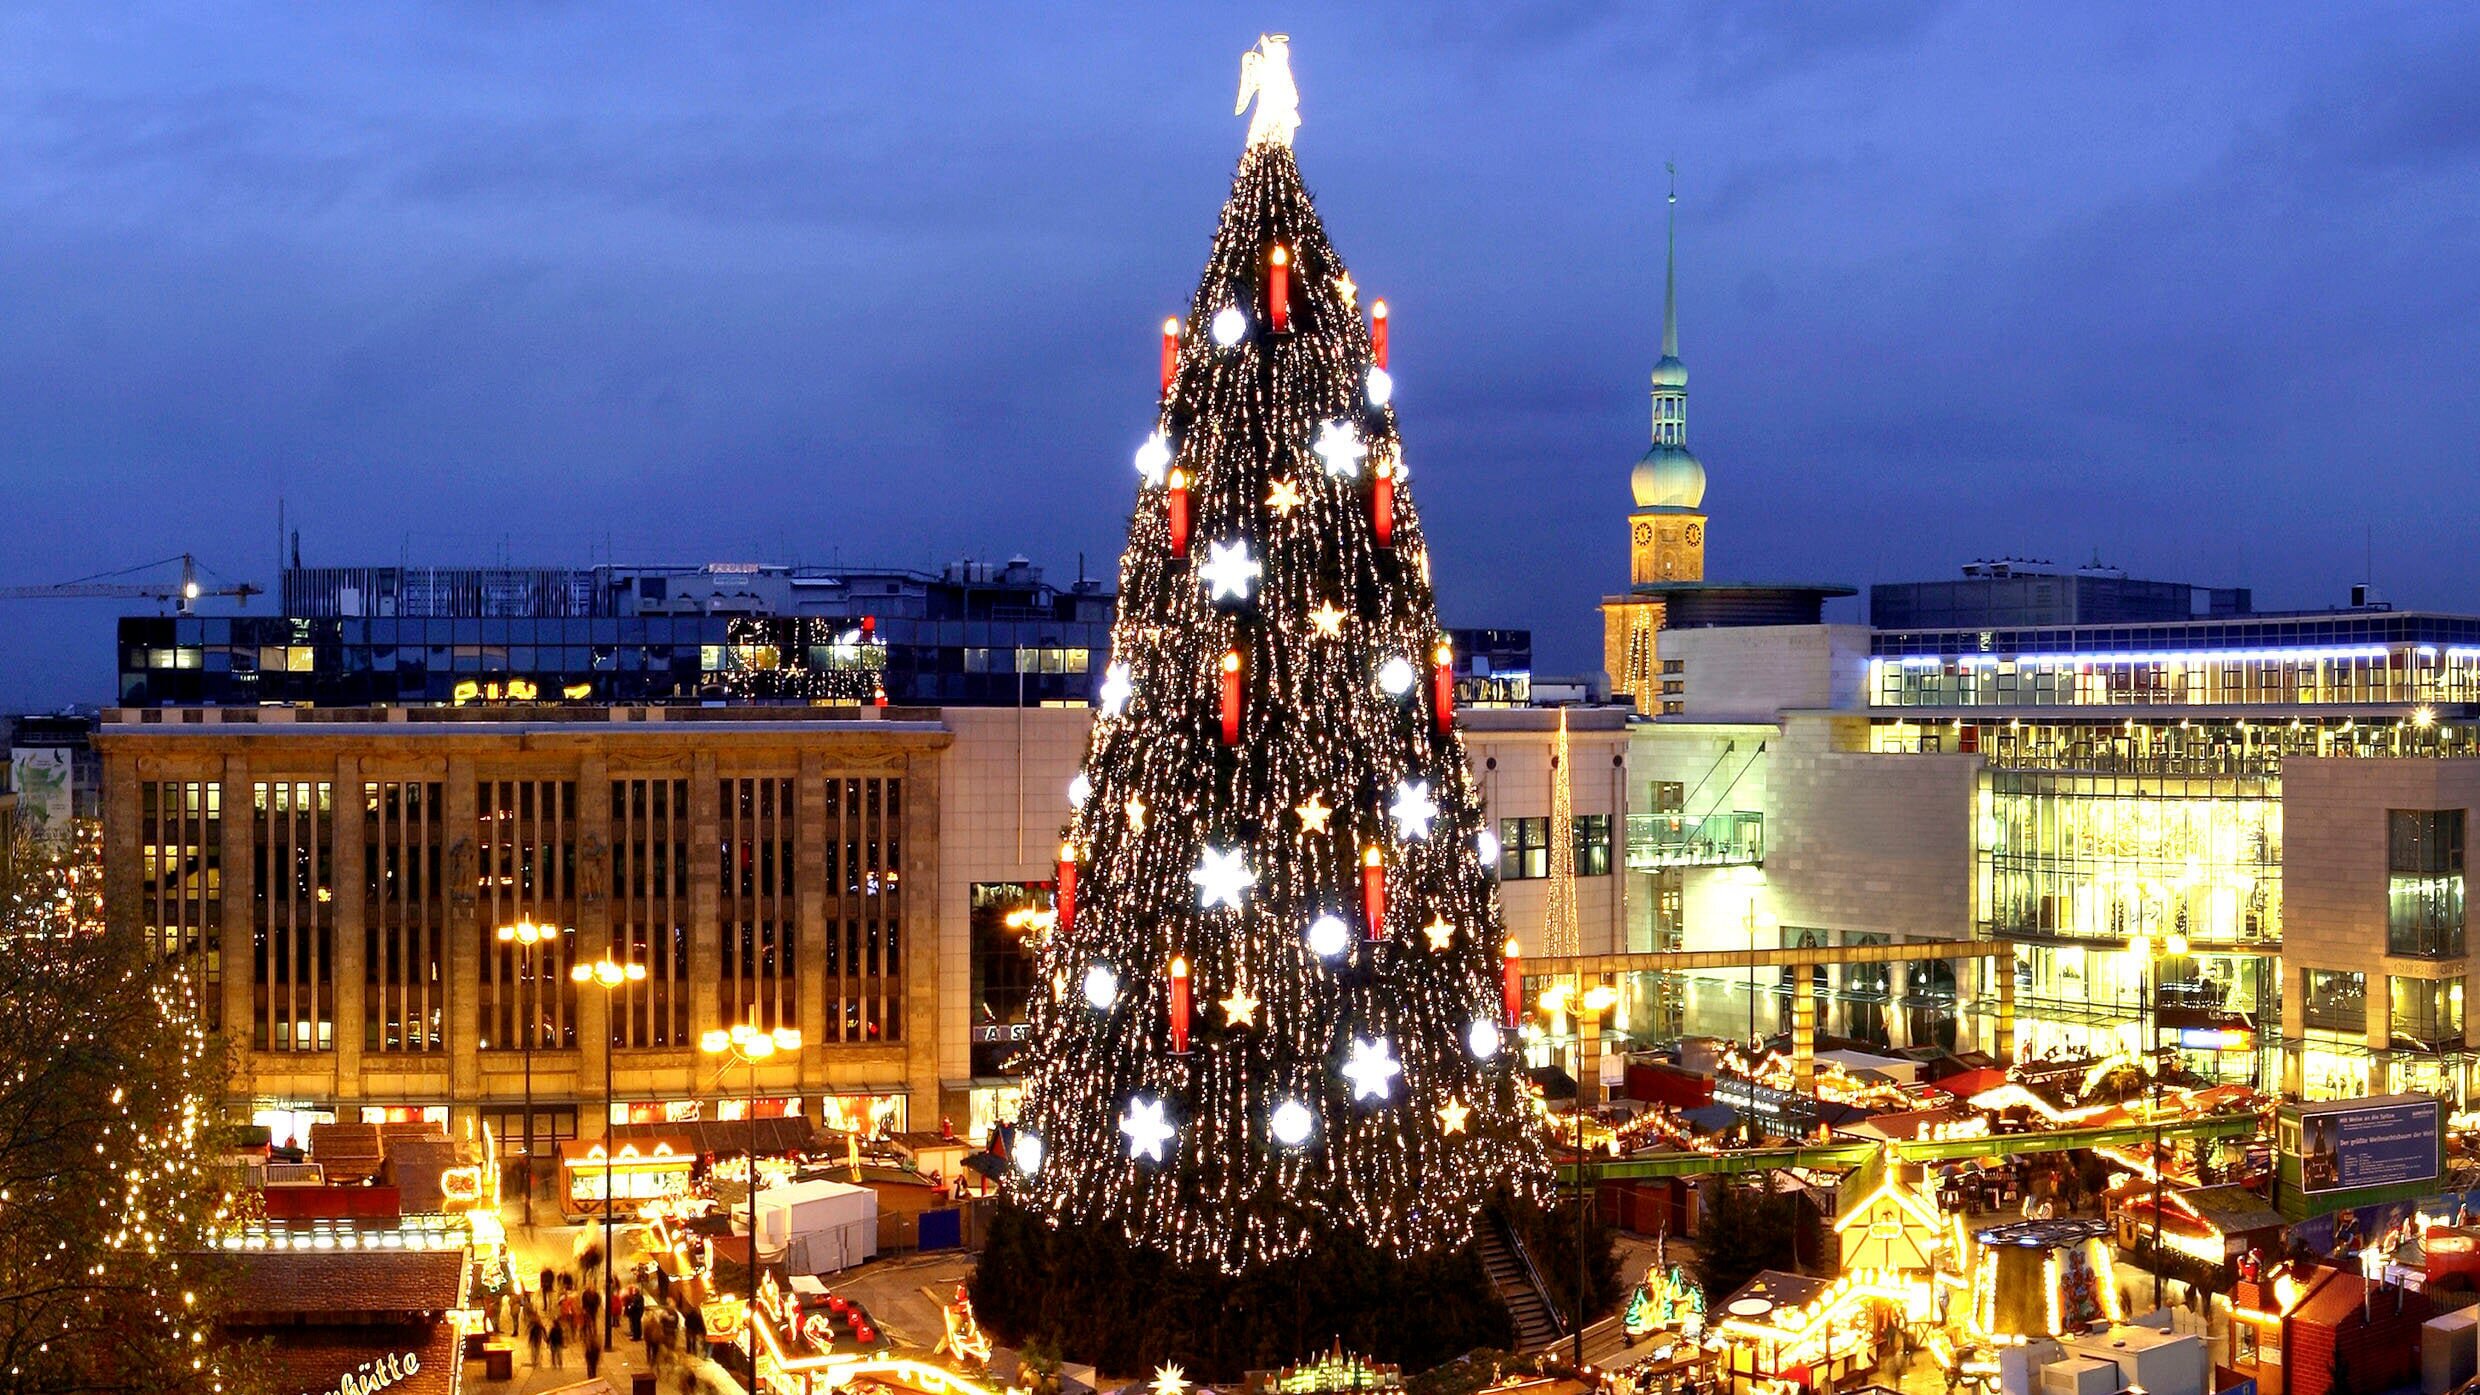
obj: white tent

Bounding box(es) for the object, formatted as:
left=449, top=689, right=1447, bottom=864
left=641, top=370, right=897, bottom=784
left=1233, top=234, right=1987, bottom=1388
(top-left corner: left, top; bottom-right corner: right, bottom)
left=755, top=1178, right=878, bottom=1274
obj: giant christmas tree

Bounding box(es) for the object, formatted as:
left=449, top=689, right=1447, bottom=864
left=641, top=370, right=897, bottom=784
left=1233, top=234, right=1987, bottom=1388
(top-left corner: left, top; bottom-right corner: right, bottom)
left=975, top=37, right=1551, bottom=1372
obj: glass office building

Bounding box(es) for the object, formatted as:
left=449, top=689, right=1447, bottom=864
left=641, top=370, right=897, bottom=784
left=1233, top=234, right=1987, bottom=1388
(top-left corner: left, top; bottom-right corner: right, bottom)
left=118, top=558, right=1115, bottom=708
left=1866, top=608, right=2480, bottom=1096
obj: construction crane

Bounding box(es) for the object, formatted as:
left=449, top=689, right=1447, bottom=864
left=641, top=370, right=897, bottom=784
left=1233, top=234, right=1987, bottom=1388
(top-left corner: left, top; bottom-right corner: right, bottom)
left=0, top=553, right=263, bottom=614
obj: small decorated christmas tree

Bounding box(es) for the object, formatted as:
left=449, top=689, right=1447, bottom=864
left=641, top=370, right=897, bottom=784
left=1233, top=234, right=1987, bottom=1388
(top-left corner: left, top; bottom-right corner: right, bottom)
left=974, top=34, right=1548, bottom=1374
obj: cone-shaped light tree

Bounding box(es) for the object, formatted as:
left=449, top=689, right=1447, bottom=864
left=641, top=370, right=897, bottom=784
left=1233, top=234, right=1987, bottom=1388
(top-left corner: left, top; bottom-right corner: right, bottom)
left=997, top=35, right=1549, bottom=1303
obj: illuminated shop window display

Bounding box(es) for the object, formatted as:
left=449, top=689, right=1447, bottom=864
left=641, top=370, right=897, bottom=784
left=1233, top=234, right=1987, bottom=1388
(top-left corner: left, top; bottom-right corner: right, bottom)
left=2297, top=1033, right=2374, bottom=1102
left=559, top=1138, right=694, bottom=1214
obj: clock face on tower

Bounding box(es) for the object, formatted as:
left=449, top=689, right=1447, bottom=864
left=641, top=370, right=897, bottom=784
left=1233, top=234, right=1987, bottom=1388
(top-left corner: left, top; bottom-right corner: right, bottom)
left=1685, top=523, right=1703, bottom=545
left=1633, top=521, right=1653, bottom=546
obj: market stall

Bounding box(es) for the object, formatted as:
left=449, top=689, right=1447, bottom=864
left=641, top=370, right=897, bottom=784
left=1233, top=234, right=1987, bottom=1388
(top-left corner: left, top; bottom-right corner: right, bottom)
left=1966, top=1218, right=2123, bottom=1341
left=557, top=1134, right=696, bottom=1221
left=1714, top=1271, right=1878, bottom=1395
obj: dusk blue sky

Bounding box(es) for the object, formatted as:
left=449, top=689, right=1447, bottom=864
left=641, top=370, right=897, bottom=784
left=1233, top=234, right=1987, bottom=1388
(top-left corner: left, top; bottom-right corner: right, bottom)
left=3, top=5, right=2477, bottom=709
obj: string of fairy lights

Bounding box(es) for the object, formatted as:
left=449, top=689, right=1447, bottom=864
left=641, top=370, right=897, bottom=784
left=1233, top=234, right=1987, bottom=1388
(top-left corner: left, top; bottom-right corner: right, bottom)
left=0, top=827, right=240, bottom=1388
left=1005, top=130, right=1549, bottom=1275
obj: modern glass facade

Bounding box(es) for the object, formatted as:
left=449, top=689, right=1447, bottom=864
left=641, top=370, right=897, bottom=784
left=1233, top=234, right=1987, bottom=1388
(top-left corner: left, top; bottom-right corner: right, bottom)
left=1978, top=769, right=2280, bottom=946
left=1861, top=603, right=2480, bottom=1095
left=118, top=561, right=1117, bottom=708
left=1870, top=611, right=2480, bottom=711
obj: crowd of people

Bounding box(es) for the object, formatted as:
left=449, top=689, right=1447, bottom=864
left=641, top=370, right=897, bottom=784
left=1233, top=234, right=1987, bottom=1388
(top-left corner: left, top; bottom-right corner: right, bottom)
left=488, top=1238, right=719, bottom=1390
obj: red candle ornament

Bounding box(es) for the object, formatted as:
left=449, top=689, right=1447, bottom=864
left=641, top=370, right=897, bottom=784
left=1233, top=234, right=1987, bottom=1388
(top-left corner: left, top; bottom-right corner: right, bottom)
left=1169, top=955, right=1192, bottom=1054
left=1161, top=317, right=1181, bottom=394
left=1370, top=299, right=1390, bottom=369
left=1168, top=468, right=1192, bottom=559
left=1431, top=638, right=1455, bottom=733
left=1055, top=842, right=1079, bottom=935
left=1220, top=647, right=1243, bottom=746
left=1268, top=246, right=1291, bottom=332
left=1362, top=846, right=1387, bottom=941
left=1373, top=457, right=1395, bottom=547
left=1502, top=938, right=1523, bottom=1029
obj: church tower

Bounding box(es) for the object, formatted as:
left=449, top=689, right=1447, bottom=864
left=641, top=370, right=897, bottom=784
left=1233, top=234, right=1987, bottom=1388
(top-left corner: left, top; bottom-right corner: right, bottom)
left=1603, top=170, right=1705, bottom=711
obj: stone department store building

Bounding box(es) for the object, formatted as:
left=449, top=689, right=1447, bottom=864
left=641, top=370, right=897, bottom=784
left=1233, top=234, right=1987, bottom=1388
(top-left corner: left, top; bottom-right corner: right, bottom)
left=98, top=701, right=1625, bottom=1158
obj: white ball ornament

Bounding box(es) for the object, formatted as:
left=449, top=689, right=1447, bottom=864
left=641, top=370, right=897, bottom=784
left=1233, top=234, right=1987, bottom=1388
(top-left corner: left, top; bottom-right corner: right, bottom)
left=1270, top=1099, right=1315, bottom=1148
left=1082, top=963, right=1120, bottom=1010
left=1477, top=828, right=1503, bottom=868
left=1377, top=657, right=1417, bottom=697
left=1467, top=1018, right=1501, bottom=1060
left=1134, top=431, right=1172, bottom=485
left=1367, top=366, right=1394, bottom=407
left=1011, top=1130, right=1045, bottom=1175
left=1067, top=773, right=1092, bottom=808
left=1211, top=306, right=1248, bottom=348
left=1306, top=914, right=1350, bottom=960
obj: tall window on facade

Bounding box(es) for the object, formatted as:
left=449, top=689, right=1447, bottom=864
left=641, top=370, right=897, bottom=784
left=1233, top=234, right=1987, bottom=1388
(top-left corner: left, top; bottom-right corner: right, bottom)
left=253, top=780, right=333, bottom=1051
left=1573, top=814, right=1613, bottom=876
left=478, top=780, right=577, bottom=1051
left=968, top=882, right=1049, bottom=1077
left=2389, top=977, right=2464, bottom=1053
left=612, top=779, right=690, bottom=1047
left=1497, top=817, right=1549, bottom=880
left=2301, top=970, right=2367, bottom=1034
left=141, top=780, right=221, bottom=1029
left=2387, top=809, right=2466, bottom=958
left=364, top=781, right=444, bottom=1052
left=720, top=777, right=797, bottom=1031
left=824, top=776, right=902, bottom=1043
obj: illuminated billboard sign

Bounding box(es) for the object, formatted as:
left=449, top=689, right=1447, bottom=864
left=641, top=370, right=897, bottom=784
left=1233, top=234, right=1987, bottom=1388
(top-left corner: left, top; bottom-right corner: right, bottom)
left=2297, top=1096, right=2441, bottom=1196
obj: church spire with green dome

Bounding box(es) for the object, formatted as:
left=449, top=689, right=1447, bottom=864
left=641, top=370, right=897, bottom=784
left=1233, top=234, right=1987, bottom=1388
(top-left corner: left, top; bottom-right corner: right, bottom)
left=1631, top=164, right=1704, bottom=509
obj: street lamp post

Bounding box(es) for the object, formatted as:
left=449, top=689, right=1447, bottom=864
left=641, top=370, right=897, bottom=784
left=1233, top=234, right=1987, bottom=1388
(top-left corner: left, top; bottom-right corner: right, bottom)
left=2132, top=926, right=2188, bottom=1312
left=702, top=1021, right=803, bottom=1293
left=496, top=919, right=557, bottom=1229
left=1576, top=979, right=1619, bottom=1370
left=572, top=953, right=645, bottom=1351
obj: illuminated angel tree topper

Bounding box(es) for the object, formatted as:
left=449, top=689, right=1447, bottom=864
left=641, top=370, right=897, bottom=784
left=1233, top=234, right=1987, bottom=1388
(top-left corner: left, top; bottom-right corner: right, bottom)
left=1005, top=36, right=1548, bottom=1278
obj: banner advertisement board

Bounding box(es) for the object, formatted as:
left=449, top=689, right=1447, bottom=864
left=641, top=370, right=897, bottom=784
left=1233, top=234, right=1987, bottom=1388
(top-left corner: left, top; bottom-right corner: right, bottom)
left=7, top=747, right=72, bottom=841
left=2299, top=1097, right=2441, bottom=1195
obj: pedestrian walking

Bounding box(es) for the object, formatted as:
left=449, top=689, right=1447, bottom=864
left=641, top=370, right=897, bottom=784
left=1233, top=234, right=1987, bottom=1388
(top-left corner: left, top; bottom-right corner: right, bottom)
left=643, top=1304, right=664, bottom=1367
left=626, top=1287, right=646, bottom=1340
left=548, top=1319, right=566, bottom=1369
left=584, top=1286, right=603, bottom=1335
left=527, top=1316, right=546, bottom=1368
left=539, top=1266, right=555, bottom=1303
left=683, top=1301, right=706, bottom=1350
left=583, top=1327, right=602, bottom=1379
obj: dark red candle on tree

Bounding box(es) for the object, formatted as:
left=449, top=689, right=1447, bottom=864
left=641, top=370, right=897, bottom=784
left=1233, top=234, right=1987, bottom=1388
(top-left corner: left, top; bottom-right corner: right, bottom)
left=1168, top=468, right=1191, bottom=559
left=1431, top=638, right=1455, bottom=733
left=1219, top=647, right=1242, bottom=745
left=1169, top=955, right=1191, bottom=1054
left=1361, top=846, right=1387, bottom=941
left=1055, top=841, right=1079, bottom=934
left=1268, top=246, right=1290, bottom=332
left=1161, top=317, right=1181, bottom=394
left=1372, top=458, right=1395, bottom=546
left=1370, top=298, right=1389, bottom=369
